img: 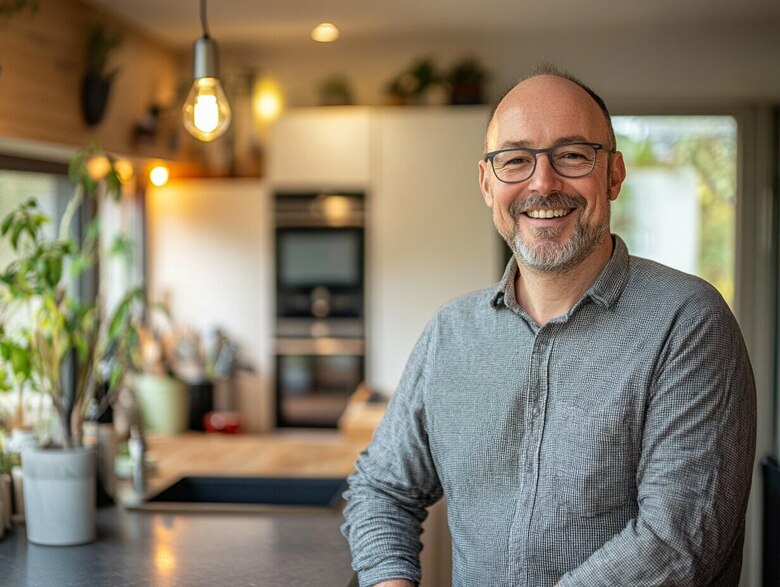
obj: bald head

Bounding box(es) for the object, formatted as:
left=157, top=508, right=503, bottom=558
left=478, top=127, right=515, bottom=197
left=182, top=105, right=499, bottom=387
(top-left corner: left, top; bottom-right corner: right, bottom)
left=485, top=68, right=616, bottom=155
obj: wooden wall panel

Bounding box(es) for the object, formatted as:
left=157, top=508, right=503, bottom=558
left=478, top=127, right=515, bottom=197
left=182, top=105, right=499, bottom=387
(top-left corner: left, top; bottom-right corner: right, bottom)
left=0, top=0, right=183, bottom=159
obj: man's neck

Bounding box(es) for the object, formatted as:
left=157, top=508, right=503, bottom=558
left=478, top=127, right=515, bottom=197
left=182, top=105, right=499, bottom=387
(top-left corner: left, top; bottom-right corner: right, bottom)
left=514, top=239, right=613, bottom=326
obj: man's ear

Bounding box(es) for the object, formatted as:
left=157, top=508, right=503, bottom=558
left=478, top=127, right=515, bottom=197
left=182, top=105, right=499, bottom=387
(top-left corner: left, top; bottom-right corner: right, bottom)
left=478, top=159, right=494, bottom=207
left=609, top=151, right=627, bottom=201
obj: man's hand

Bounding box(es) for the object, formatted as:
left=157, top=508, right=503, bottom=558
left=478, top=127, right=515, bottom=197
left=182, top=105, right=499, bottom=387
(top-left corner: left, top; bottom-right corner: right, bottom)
left=373, top=581, right=416, bottom=587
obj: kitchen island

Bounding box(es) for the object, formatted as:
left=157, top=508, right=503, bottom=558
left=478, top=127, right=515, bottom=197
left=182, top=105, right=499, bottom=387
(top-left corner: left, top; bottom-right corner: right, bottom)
left=0, top=431, right=367, bottom=587
left=0, top=502, right=355, bottom=586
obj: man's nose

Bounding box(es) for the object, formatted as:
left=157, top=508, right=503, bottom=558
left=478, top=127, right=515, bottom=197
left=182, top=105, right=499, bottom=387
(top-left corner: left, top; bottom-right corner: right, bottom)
left=527, top=153, right=564, bottom=192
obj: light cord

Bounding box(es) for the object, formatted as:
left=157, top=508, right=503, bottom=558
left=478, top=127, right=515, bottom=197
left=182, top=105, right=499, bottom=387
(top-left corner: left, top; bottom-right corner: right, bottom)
left=200, top=0, right=210, bottom=38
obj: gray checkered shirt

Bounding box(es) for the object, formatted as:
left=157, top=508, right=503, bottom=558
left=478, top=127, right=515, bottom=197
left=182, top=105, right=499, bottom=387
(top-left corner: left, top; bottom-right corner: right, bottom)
left=342, top=236, right=756, bottom=587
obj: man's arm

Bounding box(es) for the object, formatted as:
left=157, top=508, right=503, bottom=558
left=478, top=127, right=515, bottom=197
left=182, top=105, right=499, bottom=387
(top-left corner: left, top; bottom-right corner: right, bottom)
left=560, top=307, right=756, bottom=586
left=341, top=323, right=442, bottom=587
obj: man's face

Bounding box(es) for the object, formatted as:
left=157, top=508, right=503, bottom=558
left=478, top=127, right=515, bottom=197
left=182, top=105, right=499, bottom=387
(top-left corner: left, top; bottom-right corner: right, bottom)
left=478, top=75, right=626, bottom=273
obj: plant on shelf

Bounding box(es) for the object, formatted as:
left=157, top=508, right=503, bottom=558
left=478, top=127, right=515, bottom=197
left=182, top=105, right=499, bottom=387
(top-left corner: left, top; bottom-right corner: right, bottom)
left=446, top=56, right=489, bottom=105
left=0, top=145, right=141, bottom=450
left=318, top=73, right=354, bottom=106
left=384, top=57, right=447, bottom=105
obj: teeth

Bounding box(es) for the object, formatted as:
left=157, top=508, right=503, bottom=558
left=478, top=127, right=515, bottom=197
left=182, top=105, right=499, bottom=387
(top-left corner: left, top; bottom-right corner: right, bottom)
left=526, top=208, right=570, bottom=219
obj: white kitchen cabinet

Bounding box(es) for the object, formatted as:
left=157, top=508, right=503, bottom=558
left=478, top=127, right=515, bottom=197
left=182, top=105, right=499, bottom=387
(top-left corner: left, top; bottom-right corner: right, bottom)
left=367, top=106, right=500, bottom=395
left=267, top=107, right=372, bottom=190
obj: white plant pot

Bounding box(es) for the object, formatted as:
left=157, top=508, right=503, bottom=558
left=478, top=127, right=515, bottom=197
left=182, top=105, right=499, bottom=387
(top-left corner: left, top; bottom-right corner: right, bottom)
left=21, top=446, right=96, bottom=546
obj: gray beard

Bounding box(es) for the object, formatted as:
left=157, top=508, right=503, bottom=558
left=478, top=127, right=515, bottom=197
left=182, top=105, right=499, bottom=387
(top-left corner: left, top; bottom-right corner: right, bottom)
left=502, top=192, right=611, bottom=273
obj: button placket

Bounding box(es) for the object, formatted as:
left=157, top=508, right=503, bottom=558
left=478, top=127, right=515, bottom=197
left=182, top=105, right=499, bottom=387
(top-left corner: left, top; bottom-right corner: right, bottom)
left=511, top=326, right=555, bottom=581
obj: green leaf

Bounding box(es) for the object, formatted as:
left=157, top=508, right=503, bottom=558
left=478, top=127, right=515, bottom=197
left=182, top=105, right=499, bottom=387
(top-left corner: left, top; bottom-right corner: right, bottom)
left=110, top=234, right=134, bottom=263
left=108, top=365, right=124, bottom=390
left=0, top=366, right=12, bottom=392
left=10, top=221, right=23, bottom=250
left=105, top=158, right=122, bottom=200
left=68, top=151, right=87, bottom=185
left=82, top=174, right=97, bottom=198
left=9, top=345, right=31, bottom=379
left=86, top=217, right=101, bottom=241
left=1, top=209, right=14, bottom=235
left=45, top=255, right=63, bottom=287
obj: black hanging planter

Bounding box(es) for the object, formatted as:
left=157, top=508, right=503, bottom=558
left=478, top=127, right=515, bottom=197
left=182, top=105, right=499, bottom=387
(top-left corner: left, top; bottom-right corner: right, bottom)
left=81, top=73, right=112, bottom=126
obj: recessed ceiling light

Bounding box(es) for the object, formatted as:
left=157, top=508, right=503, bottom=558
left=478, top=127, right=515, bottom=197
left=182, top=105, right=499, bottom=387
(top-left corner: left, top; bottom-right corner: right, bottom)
left=311, top=22, right=340, bottom=43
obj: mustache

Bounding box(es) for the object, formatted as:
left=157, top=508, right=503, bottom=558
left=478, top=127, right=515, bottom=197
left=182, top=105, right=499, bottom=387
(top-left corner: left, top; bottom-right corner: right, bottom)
left=508, top=192, right=587, bottom=219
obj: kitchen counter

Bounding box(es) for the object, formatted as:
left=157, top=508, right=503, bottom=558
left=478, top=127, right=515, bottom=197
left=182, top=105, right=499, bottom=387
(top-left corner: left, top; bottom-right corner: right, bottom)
left=0, top=501, right=355, bottom=586
left=0, top=431, right=369, bottom=587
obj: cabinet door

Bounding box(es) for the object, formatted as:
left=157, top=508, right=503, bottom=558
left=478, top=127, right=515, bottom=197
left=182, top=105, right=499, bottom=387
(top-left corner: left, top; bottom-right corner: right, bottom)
left=268, top=107, right=371, bottom=190
left=368, top=106, right=500, bottom=394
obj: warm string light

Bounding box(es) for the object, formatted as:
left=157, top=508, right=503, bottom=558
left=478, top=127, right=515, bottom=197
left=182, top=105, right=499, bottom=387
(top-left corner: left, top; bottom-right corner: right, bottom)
left=149, top=164, right=170, bottom=187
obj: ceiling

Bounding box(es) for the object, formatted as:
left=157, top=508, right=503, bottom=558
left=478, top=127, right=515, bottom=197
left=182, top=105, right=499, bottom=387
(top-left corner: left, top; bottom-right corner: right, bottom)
left=84, top=0, right=780, bottom=50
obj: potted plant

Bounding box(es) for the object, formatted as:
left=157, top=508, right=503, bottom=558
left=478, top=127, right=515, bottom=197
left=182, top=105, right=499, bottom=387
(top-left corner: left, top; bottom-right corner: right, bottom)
left=446, top=56, right=489, bottom=105
left=384, top=57, right=447, bottom=105
left=81, top=24, right=123, bottom=126
left=0, top=145, right=140, bottom=544
left=317, top=74, right=354, bottom=106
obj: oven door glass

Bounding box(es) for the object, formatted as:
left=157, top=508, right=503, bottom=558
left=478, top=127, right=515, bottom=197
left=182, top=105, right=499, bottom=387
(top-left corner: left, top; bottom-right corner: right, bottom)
left=276, top=353, right=363, bottom=427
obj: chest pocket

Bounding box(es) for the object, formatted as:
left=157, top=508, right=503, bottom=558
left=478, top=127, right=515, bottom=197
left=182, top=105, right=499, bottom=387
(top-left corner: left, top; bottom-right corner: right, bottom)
left=549, top=404, right=637, bottom=517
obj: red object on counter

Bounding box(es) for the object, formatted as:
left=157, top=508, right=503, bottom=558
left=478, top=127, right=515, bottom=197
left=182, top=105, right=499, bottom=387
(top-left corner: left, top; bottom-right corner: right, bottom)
left=204, top=411, right=242, bottom=434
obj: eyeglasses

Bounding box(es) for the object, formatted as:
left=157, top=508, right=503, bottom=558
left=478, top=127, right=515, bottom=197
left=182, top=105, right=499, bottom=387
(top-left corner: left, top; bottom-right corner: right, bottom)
left=484, top=142, right=605, bottom=184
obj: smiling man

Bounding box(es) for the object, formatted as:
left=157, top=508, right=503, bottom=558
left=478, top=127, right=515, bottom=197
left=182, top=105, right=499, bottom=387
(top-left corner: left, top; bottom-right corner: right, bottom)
left=342, top=65, right=756, bottom=587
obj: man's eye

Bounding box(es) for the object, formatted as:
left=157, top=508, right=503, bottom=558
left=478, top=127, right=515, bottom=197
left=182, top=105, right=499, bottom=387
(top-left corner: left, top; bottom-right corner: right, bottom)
left=557, top=150, right=588, bottom=161
left=502, top=155, right=532, bottom=166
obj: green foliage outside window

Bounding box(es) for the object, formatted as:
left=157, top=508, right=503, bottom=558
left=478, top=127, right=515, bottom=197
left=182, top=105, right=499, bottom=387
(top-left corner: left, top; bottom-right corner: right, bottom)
left=613, top=116, right=736, bottom=307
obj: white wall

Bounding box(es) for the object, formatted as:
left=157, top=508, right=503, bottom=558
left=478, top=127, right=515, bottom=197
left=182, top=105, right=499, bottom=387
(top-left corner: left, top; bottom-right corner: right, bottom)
left=145, top=179, right=274, bottom=429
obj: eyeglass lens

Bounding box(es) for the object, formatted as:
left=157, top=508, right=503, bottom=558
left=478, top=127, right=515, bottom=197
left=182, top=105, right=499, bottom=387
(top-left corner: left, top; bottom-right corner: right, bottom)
left=491, top=144, right=598, bottom=183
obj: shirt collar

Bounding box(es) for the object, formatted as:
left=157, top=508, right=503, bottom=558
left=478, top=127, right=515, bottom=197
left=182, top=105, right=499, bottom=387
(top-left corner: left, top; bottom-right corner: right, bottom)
left=490, top=235, right=631, bottom=310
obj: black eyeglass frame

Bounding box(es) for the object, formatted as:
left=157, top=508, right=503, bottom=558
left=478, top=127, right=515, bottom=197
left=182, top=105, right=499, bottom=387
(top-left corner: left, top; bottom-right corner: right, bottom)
left=484, top=142, right=608, bottom=184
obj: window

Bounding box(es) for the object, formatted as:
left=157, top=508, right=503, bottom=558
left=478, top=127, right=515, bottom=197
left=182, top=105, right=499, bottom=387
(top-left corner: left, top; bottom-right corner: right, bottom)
left=612, top=116, right=738, bottom=306
left=0, top=161, right=74, bottom=282
left=0, top=156, right=74, bottom=425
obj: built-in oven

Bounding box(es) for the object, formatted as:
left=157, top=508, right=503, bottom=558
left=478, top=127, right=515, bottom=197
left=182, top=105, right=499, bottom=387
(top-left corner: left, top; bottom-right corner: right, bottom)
left=273, top=192, right=366, bottom=428
left=275, top=337, right=364, bottom=428
left=275, top=226, right=364, bottom=319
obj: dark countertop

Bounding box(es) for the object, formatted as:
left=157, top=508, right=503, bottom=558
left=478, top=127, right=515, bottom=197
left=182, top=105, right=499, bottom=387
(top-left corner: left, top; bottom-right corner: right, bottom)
left=0, top=505, right=355, bottom=586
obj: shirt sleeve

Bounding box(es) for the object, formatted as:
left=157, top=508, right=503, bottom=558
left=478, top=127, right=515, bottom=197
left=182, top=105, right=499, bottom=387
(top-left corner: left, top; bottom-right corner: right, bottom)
left=341, top=320, right=443, bottom=587
left=560, top=307, right=757, bottom=586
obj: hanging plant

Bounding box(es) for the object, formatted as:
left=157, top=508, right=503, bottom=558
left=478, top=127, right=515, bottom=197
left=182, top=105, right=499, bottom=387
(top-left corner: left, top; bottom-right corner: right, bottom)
left=81, top=25, right=123, bottom=126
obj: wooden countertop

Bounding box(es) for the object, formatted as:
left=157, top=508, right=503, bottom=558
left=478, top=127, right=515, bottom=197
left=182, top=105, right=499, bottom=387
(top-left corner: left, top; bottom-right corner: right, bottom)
left=144, top=430, right=369, bottom=492
left=142, top=387, right=387, bottom=492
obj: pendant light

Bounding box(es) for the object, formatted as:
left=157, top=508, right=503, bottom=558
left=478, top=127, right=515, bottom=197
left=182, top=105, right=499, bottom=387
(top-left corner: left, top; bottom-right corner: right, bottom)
left=182, top=0, right=231, bottom=142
